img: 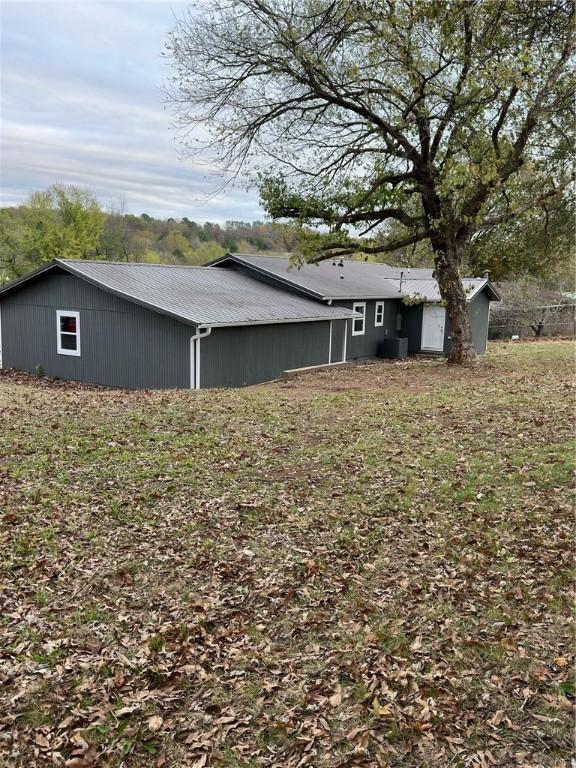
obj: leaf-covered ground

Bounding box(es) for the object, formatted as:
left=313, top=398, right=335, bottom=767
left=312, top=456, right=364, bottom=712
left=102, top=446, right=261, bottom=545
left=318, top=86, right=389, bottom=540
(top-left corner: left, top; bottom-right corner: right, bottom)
left=0, top=340, right=574, bottom=768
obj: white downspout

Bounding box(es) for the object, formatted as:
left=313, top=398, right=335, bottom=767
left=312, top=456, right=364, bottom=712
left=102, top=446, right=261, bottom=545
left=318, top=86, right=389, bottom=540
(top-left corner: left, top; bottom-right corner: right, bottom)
left=190, top=326, right=212, bottom=390
left=342, top=319, right=348, bottom=362
left=328, top=320, right=332, bottom=364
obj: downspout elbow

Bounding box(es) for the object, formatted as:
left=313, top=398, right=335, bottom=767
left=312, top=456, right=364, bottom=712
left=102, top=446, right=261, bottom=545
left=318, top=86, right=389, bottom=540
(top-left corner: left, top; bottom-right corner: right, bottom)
left=190, top=326, right=212, bottom=343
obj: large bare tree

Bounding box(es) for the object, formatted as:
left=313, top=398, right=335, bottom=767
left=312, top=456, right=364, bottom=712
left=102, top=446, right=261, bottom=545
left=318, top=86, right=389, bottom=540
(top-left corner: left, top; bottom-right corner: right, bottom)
left=166, top=0, right=574, bottom=363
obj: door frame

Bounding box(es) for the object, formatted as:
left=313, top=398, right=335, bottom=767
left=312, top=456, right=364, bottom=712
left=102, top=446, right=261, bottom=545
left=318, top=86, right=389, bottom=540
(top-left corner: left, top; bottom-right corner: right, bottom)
left=421, top=304, right=446, bottom=352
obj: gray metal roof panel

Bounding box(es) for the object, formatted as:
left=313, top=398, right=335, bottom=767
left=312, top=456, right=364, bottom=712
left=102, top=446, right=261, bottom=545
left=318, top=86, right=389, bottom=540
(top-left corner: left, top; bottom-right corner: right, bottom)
left=221, top=254, right=499, bottom=302
left=384, top=276, right=492, bottom=302
left=334, top=263, right=500, bottom=300
left=0, top=260, right=358, bottom=326
left=223, top=254, right=402, bottom=299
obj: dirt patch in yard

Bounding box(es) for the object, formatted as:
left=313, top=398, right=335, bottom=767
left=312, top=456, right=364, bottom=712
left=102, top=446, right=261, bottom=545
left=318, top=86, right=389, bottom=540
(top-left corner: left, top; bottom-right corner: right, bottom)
left=270, top=355, right=496, bottom=396
left=267, top=339, right=574, bottom=396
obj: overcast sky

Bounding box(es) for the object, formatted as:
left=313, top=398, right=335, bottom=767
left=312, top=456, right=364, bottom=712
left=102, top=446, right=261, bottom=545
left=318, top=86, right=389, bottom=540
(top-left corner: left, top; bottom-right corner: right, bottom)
left=0, top=0, right=264, bottom=222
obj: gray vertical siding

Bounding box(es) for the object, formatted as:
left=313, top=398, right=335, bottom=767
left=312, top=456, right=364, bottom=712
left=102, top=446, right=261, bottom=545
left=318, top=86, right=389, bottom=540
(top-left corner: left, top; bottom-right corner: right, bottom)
left=0, top=272, right=191, bottom=388
left=444, top=290, right=491, bottom=356
left=466, top=291, right=490, bottom=354
left=209, top=258, right=493, bottom=360
left=400, top=291, right=492, bottom=357
left=218, top=261, right=406, bottom=362
left=217, top=261, right=405, bottom=362
left=399, top=304, right=424, bottom=354
left=200, top=320, right=332, bottom=388
left=334, top=299, right=401, bottom=359
left=330, top=318, right=347, bottom=363
left=442, top=308, right=452, bottom=356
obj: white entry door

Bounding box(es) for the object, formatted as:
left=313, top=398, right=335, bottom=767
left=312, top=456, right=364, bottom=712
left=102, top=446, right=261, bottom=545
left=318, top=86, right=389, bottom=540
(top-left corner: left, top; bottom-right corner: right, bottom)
left=421, top=305, right=446, bottom=351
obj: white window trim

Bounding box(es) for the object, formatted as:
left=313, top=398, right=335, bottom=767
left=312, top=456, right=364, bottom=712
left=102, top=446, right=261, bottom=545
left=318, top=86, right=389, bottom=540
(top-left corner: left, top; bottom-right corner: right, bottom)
left=352, top=302, right=366, bottom=336
left=375, top=301, right=385, bottom=327
left=56, top=310, right=81, bottom=357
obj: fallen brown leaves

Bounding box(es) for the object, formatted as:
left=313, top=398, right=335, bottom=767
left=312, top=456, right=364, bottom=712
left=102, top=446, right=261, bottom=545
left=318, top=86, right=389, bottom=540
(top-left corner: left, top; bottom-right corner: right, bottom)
left=0, top=341, right=574, bottom=767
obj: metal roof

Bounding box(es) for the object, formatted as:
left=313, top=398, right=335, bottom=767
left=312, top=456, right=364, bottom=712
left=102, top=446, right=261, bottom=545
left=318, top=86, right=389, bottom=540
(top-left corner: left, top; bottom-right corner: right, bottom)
left=211, top=254, right=500, bottom=302
left=382, top=276, right=494, bottom=302
left=367, top=265, right=500, bottom=302
left=0, top=260, right=359, bottom=327
left=211, top=253, right=402, bottom=300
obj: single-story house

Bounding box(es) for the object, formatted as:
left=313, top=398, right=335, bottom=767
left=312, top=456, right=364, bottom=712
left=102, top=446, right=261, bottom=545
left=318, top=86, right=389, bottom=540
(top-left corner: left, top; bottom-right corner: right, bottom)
left=0, top=259, right=357, bottom=389
left=0, top=255, right=500, bottom=389
left=209, top=254, right=501, bottom=360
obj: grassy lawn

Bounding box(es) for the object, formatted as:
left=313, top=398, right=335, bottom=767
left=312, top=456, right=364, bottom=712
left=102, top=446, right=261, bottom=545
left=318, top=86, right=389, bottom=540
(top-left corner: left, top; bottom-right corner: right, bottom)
left=0, top=340, right=573, bottom=767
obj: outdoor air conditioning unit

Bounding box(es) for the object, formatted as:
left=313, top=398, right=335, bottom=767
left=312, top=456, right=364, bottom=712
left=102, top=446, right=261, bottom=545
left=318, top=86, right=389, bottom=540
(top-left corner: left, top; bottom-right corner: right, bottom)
left=378, top=337, right=408, bottom=359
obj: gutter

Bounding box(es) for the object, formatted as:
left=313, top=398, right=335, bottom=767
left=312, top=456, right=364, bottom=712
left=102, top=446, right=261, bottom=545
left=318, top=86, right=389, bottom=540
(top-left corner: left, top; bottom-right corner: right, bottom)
left=199, top=313, right=357, bottom=328
left=190, top=326, right=212, bottom=390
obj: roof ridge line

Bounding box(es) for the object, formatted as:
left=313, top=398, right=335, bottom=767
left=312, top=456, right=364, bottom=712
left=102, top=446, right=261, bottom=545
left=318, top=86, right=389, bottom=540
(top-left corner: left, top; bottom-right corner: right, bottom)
left=57, top=259, right=212, bottom=269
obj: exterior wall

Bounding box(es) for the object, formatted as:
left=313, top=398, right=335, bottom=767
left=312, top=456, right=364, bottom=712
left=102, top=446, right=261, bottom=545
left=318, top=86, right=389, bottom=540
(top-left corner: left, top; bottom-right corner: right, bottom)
left=216, top=261, right=405, bottom=362
left=400, top=292, right=491, bottom=357
left=330, top=318, right=347, bottom=363
left=200, top=320, right=333, bottom=388
left=399, top=304, right=424, bottom=354
left=443, top=291, right=491, bottom=356
left=0, top=271, right=191, bottom=388
left=466, top=291, right=490, bottom=354
left=214, top=259, right=493, bottom=359
left=334, top=299, right=401, bottom=359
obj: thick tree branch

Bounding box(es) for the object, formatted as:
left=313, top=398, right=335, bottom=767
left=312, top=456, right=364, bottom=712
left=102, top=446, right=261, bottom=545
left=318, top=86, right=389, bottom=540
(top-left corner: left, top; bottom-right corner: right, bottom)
left=490, top=85, right=519, bottom=158
left=268, top=201, right=422, bottom=230
left=311, top=230, right=432, bottom=261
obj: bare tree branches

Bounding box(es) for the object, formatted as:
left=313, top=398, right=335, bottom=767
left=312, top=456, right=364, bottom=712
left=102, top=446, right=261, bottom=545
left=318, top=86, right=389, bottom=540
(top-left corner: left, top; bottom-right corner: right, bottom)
left=166, top=0, right=575, bottom=362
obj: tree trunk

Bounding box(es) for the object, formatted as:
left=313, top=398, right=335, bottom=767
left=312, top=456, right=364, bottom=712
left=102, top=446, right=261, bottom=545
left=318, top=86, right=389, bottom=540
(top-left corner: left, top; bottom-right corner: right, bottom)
left=434, top=240, right=476, bottom=365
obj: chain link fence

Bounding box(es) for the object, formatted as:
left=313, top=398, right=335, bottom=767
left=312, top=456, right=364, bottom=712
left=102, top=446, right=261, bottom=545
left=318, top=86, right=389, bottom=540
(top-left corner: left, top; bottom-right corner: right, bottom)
left=489, top=303, right=576, bottom=339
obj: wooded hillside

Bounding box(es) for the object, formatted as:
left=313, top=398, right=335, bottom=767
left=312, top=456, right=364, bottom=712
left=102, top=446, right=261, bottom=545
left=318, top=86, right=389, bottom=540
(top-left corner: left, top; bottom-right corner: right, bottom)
left=0, top=186, right=300, bottom=280
left=1, top=183, right=572, bottom=289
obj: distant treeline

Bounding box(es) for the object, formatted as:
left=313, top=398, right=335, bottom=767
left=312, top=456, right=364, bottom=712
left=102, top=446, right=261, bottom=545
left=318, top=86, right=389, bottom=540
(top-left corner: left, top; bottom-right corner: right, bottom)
left=0, top=185, right=300, bottom=280
left=1, top=184, right=573, bottom=289
left=98, top=214, right=299, bottom=265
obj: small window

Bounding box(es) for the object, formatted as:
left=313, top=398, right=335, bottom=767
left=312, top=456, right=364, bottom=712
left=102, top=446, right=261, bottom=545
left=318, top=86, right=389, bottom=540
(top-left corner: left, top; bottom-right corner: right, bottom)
left=375, top=301, right=385, bottom=327
left=57, top=310, right=81, bottom=356
left=352, top=302, right=366, bottom=336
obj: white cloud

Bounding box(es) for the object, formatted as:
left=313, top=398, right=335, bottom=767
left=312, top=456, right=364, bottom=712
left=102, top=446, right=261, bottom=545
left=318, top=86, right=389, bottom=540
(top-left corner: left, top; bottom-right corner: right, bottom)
left=0, top=1, right=264, bottom=222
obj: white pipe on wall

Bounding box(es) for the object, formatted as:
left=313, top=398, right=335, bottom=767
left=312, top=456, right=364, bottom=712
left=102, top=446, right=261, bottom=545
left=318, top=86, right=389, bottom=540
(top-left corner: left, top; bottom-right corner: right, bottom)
left=190, top=326, right=212, bottom=389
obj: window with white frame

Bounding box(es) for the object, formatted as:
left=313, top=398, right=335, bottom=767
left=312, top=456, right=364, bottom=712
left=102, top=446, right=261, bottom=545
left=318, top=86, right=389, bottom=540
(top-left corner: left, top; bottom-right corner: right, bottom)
left=57, top=310, right=81, bottom=356
left=352, top=302, right=366, bottom=336
left=375, top=301, right=385, bottom=327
